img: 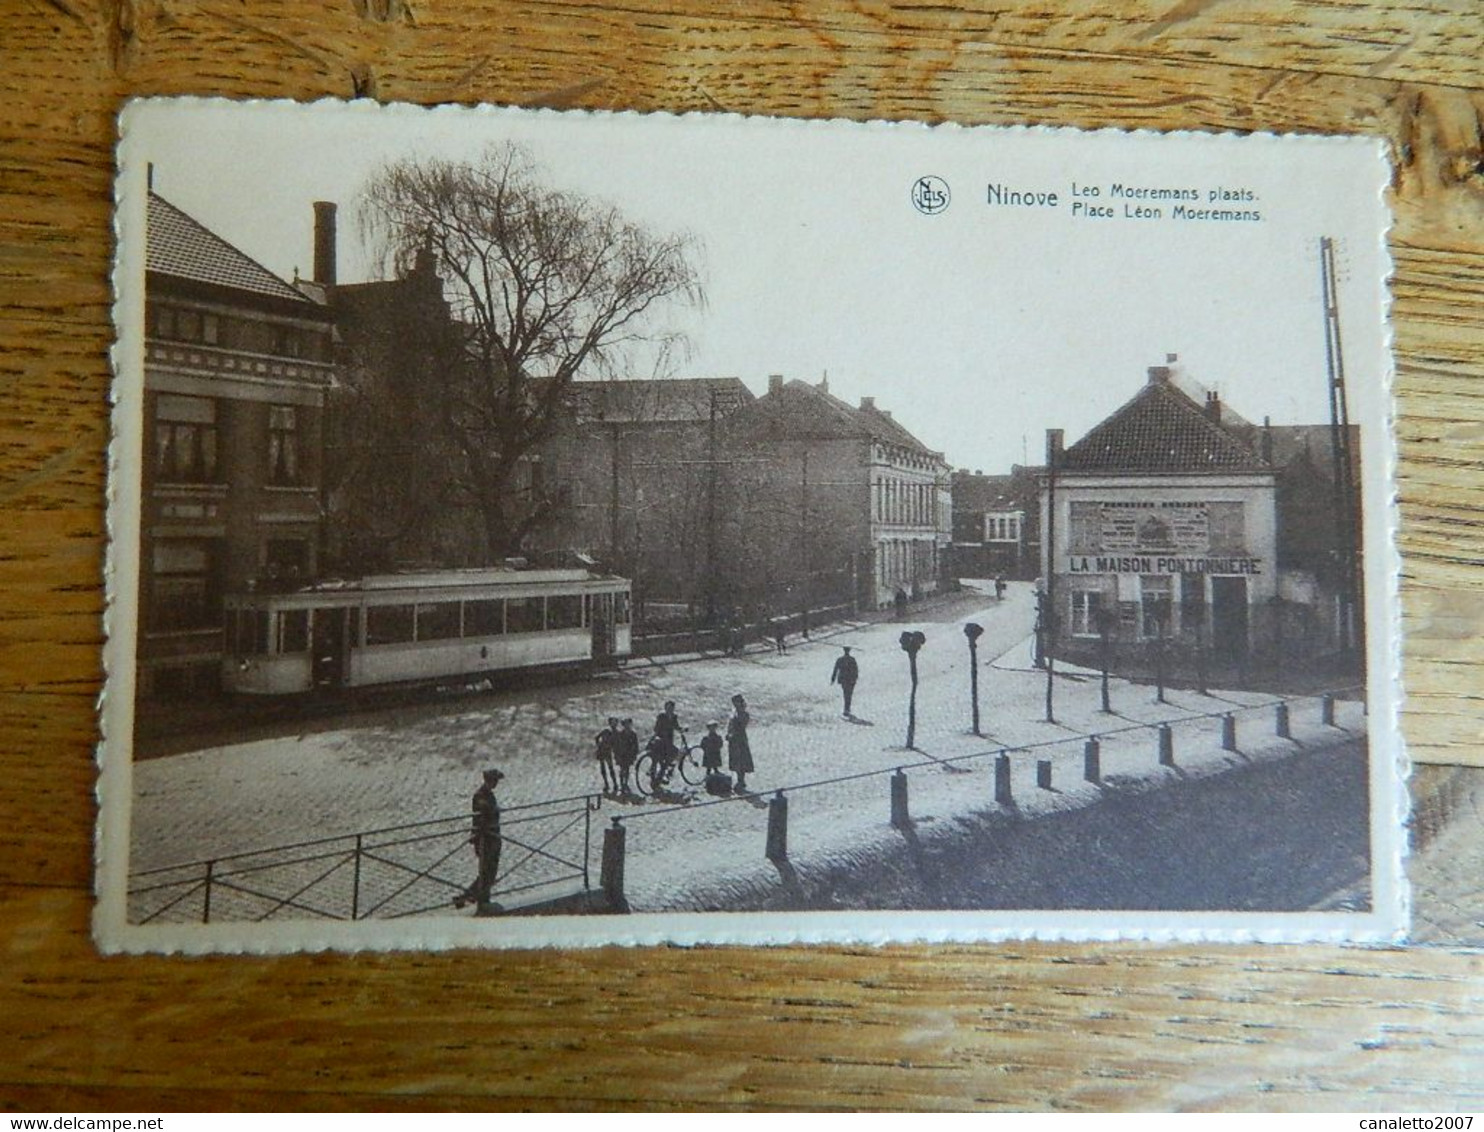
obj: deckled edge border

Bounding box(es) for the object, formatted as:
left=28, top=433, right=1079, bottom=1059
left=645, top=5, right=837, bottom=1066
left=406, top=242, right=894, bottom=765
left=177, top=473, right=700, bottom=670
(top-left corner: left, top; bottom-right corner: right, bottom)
left=95, top=96, right=1412, bottom=955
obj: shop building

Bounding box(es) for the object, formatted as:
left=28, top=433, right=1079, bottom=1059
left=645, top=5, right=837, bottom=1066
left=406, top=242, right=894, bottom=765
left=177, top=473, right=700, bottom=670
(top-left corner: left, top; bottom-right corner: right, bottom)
left=1042, top=357, right=1358, bottom=676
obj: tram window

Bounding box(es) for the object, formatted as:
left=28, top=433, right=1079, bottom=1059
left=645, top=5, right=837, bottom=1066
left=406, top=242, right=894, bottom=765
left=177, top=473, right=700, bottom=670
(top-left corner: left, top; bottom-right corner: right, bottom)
left=347, top=607, right=361, bottom=648
left=227, top=609, right=270, bottom=655
left=416, top=602, right=461, bottom=641
left=366, top=604, right=415, bottom=645
left=278, top=609, right=309, bottom=654
left=506, top=596, right=544, bottom=633
left=548, top=594, right=582, bottom=630
left=613, top=592, right=631, bottom=625
left=464, top=599, right=504, bottom=637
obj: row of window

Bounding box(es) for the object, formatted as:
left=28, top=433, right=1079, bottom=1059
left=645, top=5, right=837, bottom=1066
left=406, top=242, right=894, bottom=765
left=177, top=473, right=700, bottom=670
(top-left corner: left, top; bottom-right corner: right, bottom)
left=148, top=304, right=326, bottom=361
left=226, top=592, right=631, bottom=656
left=1067, top=574, right=1209, bottom=638
left=872, top=477, right=943, bottom=527
left=877, top=538, right=937, bottom=588
left=984, top=512, right=1022, bottom=543
left=154, top=394, right=302, bottom=486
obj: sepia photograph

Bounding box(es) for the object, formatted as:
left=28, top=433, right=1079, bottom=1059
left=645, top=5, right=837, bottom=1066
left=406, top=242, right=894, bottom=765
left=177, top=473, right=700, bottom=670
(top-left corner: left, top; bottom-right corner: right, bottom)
left=99, top=99, right=1404, bottom=951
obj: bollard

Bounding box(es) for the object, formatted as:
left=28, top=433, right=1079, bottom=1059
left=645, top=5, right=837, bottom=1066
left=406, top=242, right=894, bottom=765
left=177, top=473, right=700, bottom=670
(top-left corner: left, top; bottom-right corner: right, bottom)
left=766, top=791, right=788, bottom=861
left=1222, top=713, right=1237, bottom=751
left=1037, top=759, right=1053, bottom=790
left=600, top=819, right=627, bottom=910
left=1083, top=737, right=1101, bottom=784
left=1322, top=693, right=1336, bottom=726
left=890, top=770, right=910, bottom=829
left=1158, top=723, right=1175, bottom=766
left=1276, top=702, right=1291, bottom=739
left=995, top=752, right=1013, bottom=805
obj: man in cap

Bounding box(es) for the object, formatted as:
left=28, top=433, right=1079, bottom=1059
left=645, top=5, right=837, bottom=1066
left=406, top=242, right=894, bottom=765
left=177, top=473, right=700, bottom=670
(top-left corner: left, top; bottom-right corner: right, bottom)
left=455, top=768, right=504, bottom=915
left=830, top=645, right=860, bottom=718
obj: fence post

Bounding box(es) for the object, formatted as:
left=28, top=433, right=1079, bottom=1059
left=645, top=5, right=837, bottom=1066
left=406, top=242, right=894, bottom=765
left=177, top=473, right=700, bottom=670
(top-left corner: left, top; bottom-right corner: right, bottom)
left=890, top=770, right=910, bottom=829
left=1222, top=714, right=1237, bottom=752
left=1276, top=702, right=1291, bottom=739
left=202, top=859, right=215, bottom=925
left=1037, top=759, right=1053, bottom=790
left=1322, top=694, right=1336, bottom=726
left=1158, top=724, right=1175, bottom=766
left=351, top=834, right=363, bottom=921
left=766, top=791, right=788, bottom=861
left=1083, top=738, right=1101, bottom=784
left=995, top=752, right=1013, bottom=805
left=601, top=819, right=627, bottom=910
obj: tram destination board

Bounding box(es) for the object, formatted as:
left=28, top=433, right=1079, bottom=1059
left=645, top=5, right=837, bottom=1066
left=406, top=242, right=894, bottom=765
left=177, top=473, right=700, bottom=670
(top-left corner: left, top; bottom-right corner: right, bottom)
left=99, top=99, right=1406, bottom=954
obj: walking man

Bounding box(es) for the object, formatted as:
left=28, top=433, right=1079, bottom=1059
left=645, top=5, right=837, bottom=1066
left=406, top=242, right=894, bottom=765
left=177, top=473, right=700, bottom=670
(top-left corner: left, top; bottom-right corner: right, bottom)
left=615, top=717, right=639, bottom=795
left=594, top=717, right=619, bottom=794
left=455, top=768, right=503, bottom=915
left=830, top=645, right=860, bottom=718
left=727, top=693, right=754, bottom=792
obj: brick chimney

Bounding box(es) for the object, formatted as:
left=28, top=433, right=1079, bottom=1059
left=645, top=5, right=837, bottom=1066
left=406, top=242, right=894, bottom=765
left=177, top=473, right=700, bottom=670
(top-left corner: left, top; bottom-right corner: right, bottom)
left=313, top=201, right=337, bottom=286
left=768, top=374, right=784, bottom=394
left=1204, top=390, right=1222, bottom=424
left=1261, top=416, right=1274, bottom=462
left=860, top=396, right=875, bottom=410
left=1147, top=364, right=1171, bottom=385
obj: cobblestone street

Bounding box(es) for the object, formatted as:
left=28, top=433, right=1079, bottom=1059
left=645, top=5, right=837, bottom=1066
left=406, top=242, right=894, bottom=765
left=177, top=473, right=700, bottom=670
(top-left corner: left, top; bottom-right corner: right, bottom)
left=130, top=581, right=1370, bottom=918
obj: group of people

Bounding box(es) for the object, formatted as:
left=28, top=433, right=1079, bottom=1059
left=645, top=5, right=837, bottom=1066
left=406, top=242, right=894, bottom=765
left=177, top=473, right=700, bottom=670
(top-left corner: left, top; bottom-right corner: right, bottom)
left=594, top=695, right=755, bottom=794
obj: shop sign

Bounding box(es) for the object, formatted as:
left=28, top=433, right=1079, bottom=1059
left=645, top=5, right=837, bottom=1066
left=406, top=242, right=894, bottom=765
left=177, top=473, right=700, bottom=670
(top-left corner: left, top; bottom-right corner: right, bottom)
left=1066, top=554, right=1263, bottom=576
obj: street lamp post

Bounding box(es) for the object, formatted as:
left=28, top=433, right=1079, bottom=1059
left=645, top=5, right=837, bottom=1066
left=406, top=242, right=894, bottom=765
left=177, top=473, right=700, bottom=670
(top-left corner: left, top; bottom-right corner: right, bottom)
left=1097, top=606, right=1114, bottom=714
left=964, top=622, right=984, bottom=736
left=1155, top=614, right=1168, bottom=704
left=900, top=630, right=926, bottom=749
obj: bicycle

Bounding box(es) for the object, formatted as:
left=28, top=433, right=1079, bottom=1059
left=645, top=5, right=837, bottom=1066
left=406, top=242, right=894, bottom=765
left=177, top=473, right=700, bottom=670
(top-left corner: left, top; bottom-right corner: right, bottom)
left=633, top=735, right=704, bottom=796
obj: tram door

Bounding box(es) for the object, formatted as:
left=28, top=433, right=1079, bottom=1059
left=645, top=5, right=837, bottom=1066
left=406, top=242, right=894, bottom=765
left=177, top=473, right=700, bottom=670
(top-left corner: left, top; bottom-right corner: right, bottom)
left=312, top=607, right=348, bottom=689
left=1210, top=576, right=1249, bottom=660
left=591, top=594, right=615, bottom=660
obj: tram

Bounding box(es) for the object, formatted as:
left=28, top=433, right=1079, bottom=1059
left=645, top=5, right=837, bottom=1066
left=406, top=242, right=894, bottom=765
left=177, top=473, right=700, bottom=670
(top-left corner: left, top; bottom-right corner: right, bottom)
left=222, top=567, right=632, bottom=695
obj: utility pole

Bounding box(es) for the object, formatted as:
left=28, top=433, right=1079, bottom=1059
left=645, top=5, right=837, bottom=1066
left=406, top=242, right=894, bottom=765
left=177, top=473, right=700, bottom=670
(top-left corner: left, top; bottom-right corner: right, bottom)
left=1320, top=236, right=1359, bottom=665
left=1043, top=429, right=1061, bottom=724
left=608, top=421, right=621, bottom=570
left=705, top=388, right=719, bottom=626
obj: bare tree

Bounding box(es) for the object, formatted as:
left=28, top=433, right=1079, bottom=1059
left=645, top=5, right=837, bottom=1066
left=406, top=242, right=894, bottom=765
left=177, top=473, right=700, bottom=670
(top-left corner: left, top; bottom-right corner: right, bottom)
left=358, top=144, right=706, bottom=560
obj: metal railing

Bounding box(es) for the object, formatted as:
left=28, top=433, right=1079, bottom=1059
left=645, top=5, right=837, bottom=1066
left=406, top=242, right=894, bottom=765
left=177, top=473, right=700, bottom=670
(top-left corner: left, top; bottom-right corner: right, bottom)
left=128, top=791, right=603, bottom=925
left=615, top=685, right=1366, bottom=827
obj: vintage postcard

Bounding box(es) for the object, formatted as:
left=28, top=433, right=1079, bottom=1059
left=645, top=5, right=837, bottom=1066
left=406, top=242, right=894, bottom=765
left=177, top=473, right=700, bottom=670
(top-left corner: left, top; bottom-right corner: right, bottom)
left=99, top=99, right=1406, bottom=953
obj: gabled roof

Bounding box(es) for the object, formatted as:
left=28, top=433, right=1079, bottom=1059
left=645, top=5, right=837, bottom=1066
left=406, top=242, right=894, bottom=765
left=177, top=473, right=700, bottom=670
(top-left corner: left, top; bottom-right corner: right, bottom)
left=732, top=379, right=941, bottom=459
left=1059, top=376, right=1268, bottom=474
left=147, top=193, right=314, bottom=304
left=567, top=377, right=755, bottom=423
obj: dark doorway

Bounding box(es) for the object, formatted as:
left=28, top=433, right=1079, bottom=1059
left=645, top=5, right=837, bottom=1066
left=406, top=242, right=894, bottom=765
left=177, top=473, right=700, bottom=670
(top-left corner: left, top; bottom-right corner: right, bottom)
left=1210, top=576, right=1249, bottom=659
left=312, top=607, right=347, bottom=689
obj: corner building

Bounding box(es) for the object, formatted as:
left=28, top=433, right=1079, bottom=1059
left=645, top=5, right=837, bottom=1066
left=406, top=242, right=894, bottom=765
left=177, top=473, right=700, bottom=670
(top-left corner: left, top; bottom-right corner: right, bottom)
left=1042, top=359, right=1354, bottom=676
left=139, top=193, right=334, bottom=697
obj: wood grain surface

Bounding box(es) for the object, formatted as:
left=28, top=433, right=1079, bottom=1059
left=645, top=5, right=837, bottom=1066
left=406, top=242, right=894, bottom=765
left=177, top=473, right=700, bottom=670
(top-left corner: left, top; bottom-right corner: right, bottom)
left=3, top=0, right=1483, bottom=1111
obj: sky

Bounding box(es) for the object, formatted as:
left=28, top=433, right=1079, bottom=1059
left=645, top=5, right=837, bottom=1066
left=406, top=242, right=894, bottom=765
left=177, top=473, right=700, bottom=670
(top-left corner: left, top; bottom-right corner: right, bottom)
left=123, top=100, right=1392, bottom=472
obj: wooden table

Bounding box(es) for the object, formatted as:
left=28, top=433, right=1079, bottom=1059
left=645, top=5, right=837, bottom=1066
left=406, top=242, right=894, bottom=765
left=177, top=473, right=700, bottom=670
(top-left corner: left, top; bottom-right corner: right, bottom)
left=3, top=1, right=1482, bottom=1111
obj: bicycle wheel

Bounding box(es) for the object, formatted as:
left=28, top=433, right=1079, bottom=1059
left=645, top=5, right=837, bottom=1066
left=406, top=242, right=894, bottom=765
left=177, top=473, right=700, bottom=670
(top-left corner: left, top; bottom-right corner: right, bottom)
left=632, top=754, right=655, bottom=796
left=677, top=748, right=704, bottom=786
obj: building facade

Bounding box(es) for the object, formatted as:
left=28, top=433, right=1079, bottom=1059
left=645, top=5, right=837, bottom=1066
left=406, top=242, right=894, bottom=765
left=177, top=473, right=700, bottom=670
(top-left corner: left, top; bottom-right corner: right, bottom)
left=1042, top=358, right=1360, bottom=677
left=139, top=193, right=334, bottom=697
left=721, top=377, right=953, bottom=617
left=529, top=377, right=756, bottom=623
left=950, top=466, right=1041, bottom=580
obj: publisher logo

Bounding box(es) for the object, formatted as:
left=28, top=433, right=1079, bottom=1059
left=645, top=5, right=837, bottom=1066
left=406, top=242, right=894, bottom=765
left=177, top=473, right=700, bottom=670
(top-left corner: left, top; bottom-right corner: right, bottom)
left=911, top=176, right=951, bottom=215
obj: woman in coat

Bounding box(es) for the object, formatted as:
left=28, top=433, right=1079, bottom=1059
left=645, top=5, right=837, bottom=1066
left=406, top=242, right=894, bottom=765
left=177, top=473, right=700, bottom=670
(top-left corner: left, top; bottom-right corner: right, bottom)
left=726, top=693, right=754, bottom=791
